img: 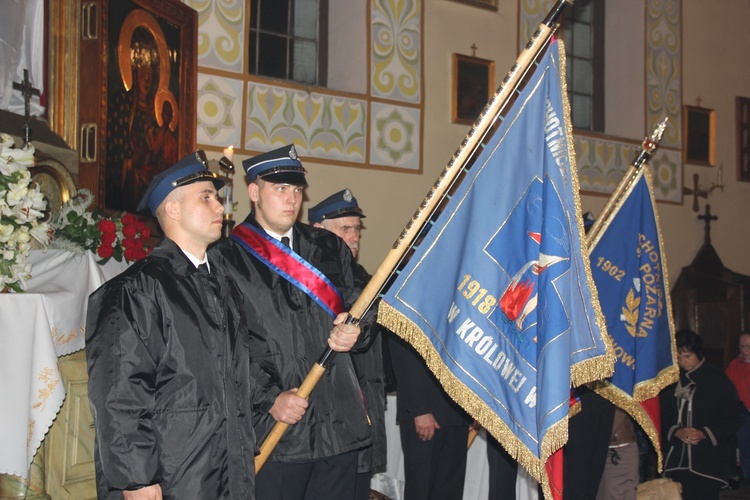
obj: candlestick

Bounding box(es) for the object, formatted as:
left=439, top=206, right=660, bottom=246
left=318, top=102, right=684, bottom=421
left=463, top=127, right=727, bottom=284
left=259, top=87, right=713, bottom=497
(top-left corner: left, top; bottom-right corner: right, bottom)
left=223, top=181, right=233, bottom=218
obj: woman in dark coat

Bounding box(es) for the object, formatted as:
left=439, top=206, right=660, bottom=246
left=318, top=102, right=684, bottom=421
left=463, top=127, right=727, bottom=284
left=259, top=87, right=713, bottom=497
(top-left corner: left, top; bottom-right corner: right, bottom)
left=660, top=330, right=739, bottom=500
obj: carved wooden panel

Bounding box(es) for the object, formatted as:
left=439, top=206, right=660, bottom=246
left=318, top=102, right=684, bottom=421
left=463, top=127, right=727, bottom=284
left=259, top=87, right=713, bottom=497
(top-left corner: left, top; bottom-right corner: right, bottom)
left=45, top=351, right=96, bottom=499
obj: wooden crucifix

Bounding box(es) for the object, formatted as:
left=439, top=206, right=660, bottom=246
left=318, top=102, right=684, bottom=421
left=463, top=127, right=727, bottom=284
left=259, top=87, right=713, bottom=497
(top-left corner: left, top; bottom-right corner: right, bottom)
left=12, top=69, right=40, bottom=148
left=697, top=204, right=717, bottom=245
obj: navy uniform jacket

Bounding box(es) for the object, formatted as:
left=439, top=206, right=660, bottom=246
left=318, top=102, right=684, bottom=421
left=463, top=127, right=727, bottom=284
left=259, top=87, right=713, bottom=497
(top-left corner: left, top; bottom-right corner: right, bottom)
left=211, top=216, right=372, bottom=462
left=86, top=238, right=256, bottom=499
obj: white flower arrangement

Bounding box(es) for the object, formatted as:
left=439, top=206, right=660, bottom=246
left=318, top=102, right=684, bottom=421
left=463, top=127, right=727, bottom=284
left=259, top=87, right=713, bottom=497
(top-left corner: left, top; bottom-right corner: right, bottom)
left=49, top=189, right=101, bottom=256
left=0, top=133, right=51, bottom=292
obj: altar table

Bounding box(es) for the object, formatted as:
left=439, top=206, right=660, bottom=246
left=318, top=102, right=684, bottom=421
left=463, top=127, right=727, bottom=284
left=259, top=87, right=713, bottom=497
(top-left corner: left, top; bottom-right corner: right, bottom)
left=0, top=250, right=128, bottom=478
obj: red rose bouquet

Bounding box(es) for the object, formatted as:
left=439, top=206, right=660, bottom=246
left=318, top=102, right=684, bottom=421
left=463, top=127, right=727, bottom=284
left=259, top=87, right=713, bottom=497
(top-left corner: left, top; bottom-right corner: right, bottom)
left=50, top=189, right=151, bottom=264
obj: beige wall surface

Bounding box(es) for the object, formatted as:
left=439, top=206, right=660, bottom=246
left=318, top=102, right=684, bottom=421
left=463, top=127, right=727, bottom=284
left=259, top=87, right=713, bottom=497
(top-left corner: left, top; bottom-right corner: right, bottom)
left=217, top=0, right=750, bottom=281
left=668, top=0, right=750, bottom=278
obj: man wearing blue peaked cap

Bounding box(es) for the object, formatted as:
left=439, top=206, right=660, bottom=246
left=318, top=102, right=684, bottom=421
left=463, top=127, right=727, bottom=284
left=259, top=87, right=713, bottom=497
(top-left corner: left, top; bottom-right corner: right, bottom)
left=137, top=150, right=224, bottom=216
left=308, top=188, right=366, bottom=224
left=210, top=144, right=374, bottom=499
left=86, top=148, right=257, bottom=499
left=242, top=144, right=308, bottom=186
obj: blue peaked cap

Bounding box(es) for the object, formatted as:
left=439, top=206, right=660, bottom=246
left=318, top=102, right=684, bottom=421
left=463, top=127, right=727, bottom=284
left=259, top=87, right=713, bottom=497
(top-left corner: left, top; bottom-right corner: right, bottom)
left=137, top=150, right=224, bottom=215
left=308, top=189, right=366, bottom=223
left=242, top=144, right=308, bottom=186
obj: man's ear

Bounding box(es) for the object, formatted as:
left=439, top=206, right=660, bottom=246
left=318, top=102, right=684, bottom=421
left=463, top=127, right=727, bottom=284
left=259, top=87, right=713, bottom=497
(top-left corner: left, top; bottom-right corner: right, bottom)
left=313, top=222, right=324, bottom=229
left=164, top=199, right=181, bottom=221
left=248, top=182, right=260, bottom=203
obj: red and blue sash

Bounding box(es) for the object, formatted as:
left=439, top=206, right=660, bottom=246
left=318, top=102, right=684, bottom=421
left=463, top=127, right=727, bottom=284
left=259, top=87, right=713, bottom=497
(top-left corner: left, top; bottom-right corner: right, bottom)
left=231, top=222, right=345, bottom=317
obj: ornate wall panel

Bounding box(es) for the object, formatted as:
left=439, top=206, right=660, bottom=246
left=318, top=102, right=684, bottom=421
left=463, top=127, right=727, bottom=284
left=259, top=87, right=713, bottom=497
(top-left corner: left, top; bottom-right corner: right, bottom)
left=370, top=0, right=421, bottom=103
left=646, top=0, right=681, bottom=150
left=186, top=0, right=244, bottom=73
left=369, top=102, right=420, bottom=170
left=244, top=83, right=368, bottom=163
left=196, top=74, right=243, bottom=147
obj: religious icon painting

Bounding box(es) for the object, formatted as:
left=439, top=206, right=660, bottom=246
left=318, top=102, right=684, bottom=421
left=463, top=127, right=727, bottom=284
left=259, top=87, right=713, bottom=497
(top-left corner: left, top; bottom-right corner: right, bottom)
left=77, top=0, right=197, bottom=215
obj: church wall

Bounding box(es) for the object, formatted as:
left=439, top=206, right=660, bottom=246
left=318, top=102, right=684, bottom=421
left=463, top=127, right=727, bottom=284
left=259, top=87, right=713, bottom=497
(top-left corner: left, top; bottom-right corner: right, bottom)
left=656, top=0, right=750, bottom=280
left=195, top=0, right=750, bottom=279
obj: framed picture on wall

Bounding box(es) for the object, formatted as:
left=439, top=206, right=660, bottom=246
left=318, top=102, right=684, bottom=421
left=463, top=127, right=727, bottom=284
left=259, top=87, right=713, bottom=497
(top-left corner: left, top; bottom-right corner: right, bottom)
left=77, top=0, right=197, bottom=214
left=737, top=96, right=750, bottom=182
left=452, top=54, right=494, bottom=125
left=683, top=105, right=716, bottom=167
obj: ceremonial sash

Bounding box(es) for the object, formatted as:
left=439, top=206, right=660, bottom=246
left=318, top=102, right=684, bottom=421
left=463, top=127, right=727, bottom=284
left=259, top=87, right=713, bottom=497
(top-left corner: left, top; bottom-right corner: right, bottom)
left=231, top=223, right=345, bottom=317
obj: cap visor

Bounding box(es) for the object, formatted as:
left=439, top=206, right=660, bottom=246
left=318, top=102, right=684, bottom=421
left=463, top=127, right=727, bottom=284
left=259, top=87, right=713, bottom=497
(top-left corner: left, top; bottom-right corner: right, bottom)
left=261, top=171, right=308, bottom=186
left=325, top=209, right=366, bottom=219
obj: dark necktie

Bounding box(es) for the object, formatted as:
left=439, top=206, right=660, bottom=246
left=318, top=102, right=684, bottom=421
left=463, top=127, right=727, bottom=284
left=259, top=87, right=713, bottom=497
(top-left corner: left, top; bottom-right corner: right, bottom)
left=197, top=263, right=209, bottom=275
left=281, top=236, right=291, bottom=248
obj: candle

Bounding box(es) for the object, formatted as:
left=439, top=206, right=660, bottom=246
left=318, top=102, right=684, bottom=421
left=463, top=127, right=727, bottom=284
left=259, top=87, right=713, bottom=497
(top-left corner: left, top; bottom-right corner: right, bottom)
left=223, top=145, right=234, bottom=163
left=717, top=164, right=723, bottom=186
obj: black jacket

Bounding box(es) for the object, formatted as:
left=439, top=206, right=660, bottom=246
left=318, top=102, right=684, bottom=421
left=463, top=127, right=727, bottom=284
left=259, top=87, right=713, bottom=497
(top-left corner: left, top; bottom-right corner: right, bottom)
left=86, top=238, right=256, bottom=499
left=661, top=358, right=739, bottom=485
left=350, top=261, right=388, bottom=473
left=211, top=217, right=372, bottom=462
left=389, top=334, right=471, bottom=427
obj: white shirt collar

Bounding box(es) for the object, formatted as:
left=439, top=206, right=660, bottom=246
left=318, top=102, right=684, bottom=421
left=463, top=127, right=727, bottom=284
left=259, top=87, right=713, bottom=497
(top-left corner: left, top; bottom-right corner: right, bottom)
left=182, top=250, right=210, bottom=272
left=265, top=229, right=293, bottom=247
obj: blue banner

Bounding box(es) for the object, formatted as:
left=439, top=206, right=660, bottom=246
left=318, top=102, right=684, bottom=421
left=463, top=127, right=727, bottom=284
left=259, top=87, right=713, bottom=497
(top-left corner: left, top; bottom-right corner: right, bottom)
left=378, top=40, right=612, bottom=482
left=587, top=166, right=678, bottom=465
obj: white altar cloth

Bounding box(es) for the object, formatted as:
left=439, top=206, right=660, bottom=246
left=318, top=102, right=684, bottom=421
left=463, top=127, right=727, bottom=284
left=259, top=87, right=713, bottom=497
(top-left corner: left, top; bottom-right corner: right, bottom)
left=0, top=250, right=128, bottom=478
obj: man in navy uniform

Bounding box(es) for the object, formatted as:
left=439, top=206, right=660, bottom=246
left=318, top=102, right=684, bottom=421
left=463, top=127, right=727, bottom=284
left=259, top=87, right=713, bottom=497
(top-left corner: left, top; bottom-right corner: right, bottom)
left=211, top=145, right=372, bottom=500
left=308, top=189, right=387, bottom=499
left=86, top=152, right=256, bottom=499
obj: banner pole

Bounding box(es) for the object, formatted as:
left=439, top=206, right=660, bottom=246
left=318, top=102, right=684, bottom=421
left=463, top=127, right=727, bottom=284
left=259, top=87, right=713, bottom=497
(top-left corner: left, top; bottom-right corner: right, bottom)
left=585, top=118, right=668, bottom=247
left=255, top=0, right=573, bottom=473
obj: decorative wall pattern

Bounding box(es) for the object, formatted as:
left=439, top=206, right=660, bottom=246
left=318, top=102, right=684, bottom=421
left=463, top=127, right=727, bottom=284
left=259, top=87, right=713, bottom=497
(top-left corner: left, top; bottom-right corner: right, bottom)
left=196, top=74, right=243, bottom=147
left=371, top=0, right=421, bottom=103
left=186, top=0, right=244, bottom=73
left=190, top=0, right=423, bottom=171
left=520, top=0, right=682, bottom=202
left=245, top=83, right=368, bottom=163
left=646, top=0, right=681, bottom=150
left=369, top=102, right=420, bottom=170
left=574, top=136, right=638, bottom=194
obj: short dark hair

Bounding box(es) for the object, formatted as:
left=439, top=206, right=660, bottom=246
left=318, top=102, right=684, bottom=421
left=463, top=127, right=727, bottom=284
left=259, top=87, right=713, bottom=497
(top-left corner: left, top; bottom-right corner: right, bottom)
left=676, top=329, right=703, bottom=360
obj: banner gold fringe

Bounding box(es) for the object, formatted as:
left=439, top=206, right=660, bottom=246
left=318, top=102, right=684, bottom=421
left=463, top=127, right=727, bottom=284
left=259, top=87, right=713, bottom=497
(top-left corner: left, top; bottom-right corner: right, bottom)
left=586, top=167, right=679, bottom=473
left=557, top=39, right=616, bottom=389
left=380, top=301, right=567, bottom=488
left=377, top=42, right=618, bottom=499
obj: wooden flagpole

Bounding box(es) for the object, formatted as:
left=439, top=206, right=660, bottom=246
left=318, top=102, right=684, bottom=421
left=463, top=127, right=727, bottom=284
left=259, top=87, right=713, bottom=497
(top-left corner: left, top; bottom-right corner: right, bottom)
left=255, top=0, right=574, bottom=472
